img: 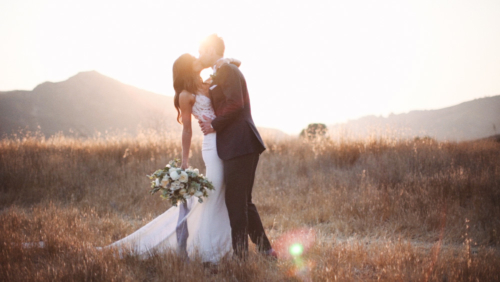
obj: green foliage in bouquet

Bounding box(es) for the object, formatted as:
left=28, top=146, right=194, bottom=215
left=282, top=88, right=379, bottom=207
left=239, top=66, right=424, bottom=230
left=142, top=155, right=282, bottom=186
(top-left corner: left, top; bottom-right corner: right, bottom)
left=147, top=159, right=214, bottom=206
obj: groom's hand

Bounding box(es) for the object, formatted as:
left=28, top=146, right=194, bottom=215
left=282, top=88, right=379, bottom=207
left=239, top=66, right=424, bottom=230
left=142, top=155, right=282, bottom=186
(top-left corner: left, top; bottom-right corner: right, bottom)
left=199, top=116, right=215, bottom=135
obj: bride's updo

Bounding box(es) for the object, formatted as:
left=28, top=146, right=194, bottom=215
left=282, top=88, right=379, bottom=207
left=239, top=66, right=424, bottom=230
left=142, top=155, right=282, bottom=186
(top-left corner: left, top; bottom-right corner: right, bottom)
left=173, top=53, right=202, bottom=123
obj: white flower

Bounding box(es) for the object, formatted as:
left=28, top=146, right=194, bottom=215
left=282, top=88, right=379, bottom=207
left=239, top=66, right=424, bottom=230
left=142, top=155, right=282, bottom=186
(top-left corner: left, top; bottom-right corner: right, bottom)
left=160, top=176, right=169, bottom=188
left=169, top=168, right=178, bottom=175
left=194, top=191, right=203, bottom=197
left=193, top=169, right=199, bottom=177
left=155, top=178, right=160, bottom=186
left=179, top=171, right=189, bottom=183
left=170, top=170, right=180, bottom=181
left=166, top=164, right=171, bottom=168
left=171, top=181, right=182, bottom=191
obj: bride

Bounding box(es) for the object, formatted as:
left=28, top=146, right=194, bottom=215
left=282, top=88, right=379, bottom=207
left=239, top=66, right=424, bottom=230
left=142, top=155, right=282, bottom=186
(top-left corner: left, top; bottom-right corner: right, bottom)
left=102, top=54, right=241, bottom=263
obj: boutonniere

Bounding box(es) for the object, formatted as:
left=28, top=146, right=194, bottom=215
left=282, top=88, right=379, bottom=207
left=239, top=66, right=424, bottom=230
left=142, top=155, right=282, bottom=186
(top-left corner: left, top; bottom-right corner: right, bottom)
left=210, top=60, right=223, bottom=81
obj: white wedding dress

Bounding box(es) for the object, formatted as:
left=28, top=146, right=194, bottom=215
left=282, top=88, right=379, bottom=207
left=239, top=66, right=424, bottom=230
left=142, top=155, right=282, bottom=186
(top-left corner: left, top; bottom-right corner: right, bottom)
left=104, top=94, right=231, bottom=263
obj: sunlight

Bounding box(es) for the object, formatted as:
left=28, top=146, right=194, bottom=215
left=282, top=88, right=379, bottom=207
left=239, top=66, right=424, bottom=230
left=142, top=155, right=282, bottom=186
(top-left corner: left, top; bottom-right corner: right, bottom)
left=2, top=1, right=500, bottom=280
left=1, top=0, right=500, bottom=134
left=200, top=68, right=213, bottom=82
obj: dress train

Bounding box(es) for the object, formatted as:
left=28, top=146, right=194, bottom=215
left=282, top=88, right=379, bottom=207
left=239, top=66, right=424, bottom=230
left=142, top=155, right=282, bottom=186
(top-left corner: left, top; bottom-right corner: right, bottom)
left=103, top=133, right=231, bottom=263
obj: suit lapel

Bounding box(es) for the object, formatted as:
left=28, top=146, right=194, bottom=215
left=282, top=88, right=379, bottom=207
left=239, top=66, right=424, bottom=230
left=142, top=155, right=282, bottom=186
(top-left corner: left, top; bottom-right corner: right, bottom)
left=208, top=87, right=216, bottom=110
left=209, top=70, right=225, bottom=116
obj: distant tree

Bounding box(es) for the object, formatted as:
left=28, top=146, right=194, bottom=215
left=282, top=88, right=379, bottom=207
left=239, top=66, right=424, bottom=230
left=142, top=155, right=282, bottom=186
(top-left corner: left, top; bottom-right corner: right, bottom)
left=299, top=123, right=328, bottom=140
left=413, top=136, right=435, bottom=142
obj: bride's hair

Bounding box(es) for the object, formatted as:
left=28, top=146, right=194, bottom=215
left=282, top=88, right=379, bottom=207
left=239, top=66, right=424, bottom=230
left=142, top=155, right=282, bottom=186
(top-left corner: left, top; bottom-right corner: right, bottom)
left=172, top=53, right=201, bottom=124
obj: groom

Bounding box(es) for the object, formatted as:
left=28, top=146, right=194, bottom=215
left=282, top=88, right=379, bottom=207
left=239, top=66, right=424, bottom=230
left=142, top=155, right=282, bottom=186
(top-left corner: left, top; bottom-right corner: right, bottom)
left=198, top=34, right=276, bottom=259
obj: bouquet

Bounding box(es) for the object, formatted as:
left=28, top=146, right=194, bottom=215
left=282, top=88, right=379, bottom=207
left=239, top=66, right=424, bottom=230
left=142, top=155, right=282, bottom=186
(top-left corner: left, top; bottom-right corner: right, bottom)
left=148, top=159, right=214, bottom=206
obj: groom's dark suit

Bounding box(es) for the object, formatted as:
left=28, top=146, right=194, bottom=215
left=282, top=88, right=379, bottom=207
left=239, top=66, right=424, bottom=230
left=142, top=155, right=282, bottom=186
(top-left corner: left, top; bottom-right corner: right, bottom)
left=209, top=63, right=272, bottom=256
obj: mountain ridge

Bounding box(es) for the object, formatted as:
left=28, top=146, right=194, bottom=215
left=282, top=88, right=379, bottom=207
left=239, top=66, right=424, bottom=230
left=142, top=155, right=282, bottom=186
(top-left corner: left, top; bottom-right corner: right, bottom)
left=1, top=71, right=498, bottom=141
left=0, top=71, right=177, bottom=138
left=328, top=95, right=500, bottom=141
left=0, top=71, right=289, bottom=139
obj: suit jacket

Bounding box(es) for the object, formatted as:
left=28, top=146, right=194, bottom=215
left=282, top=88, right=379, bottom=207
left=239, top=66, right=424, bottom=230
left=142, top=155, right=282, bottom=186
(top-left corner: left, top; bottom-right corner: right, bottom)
left=209, top=63, right=266, bottom=160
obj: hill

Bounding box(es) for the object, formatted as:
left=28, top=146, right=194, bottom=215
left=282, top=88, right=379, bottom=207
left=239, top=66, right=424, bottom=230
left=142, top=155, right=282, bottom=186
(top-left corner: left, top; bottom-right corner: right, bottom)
left=0, top=71, right=288, bottom=140
left=0, top=71, right=179, bottom=138
left=3, top=71, right=495, bottom=141
left=329, top=95, right=500, bottom=141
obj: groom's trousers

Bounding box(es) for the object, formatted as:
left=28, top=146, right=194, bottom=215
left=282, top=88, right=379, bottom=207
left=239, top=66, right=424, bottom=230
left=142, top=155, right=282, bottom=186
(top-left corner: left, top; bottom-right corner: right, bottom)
left=224, top=152, right=272, bottom=257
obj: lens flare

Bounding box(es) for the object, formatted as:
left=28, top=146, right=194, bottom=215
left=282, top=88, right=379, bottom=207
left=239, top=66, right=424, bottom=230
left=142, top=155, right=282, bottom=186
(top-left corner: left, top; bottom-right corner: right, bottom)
left=289, top=243, right=304, bottom=256
left=274, top=228, right=316, bottom=259
left=275, top=228, right=317, bottom=281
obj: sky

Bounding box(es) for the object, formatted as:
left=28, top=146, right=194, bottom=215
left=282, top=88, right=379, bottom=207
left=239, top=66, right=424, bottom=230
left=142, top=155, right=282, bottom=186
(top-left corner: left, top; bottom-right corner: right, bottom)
left=1, top=0, right=500, bottom=134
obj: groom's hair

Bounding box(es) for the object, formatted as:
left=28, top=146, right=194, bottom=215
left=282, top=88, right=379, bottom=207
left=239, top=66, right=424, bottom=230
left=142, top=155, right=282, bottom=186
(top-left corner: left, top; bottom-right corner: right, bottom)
left=200, top=34, right=225, bottom=56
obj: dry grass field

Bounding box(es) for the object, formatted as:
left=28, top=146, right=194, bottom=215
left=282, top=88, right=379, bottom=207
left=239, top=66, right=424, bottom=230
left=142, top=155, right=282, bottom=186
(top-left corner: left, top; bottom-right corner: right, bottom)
left=1, top=131, right=500, bottom=281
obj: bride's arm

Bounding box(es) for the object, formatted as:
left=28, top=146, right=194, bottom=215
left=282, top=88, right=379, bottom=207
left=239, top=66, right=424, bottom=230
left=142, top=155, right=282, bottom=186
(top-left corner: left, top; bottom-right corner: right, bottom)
left=215, top=58, right=241, bottom=69
left=204, top=58, right=241, bottom=84
left=179, top=91, right=195, bottom=169
left=228, top=58, right=241, bottom=67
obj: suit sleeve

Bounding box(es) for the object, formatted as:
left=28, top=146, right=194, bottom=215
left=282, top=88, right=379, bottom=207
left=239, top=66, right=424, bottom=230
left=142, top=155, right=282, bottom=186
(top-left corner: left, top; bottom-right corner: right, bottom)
left=211, top=64, right=245, bottom=132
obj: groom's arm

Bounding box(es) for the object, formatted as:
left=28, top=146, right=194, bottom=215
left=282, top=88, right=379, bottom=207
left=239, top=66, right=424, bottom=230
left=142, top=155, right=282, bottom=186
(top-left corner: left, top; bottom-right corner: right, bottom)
left=211, top=64, right=245, bottom=132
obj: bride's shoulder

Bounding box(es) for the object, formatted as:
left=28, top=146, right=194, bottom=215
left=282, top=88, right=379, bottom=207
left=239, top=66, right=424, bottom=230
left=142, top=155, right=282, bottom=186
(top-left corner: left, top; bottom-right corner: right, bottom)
left=179, top=90, right=195, bottom=110
left=179, top=90, right=195, bottom=104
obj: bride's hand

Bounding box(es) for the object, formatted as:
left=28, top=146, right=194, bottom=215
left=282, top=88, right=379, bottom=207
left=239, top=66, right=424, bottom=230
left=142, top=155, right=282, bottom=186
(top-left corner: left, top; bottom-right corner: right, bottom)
left=215, top=58, right=231, bottom=69
left=215, top=58, right=241, bottom=69
left=181, top=161, right=189, bottom=170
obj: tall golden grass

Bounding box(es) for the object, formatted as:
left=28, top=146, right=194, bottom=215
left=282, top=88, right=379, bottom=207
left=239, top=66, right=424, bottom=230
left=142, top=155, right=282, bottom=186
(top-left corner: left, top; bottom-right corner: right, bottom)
left=1, top=131, right=499, bottom=281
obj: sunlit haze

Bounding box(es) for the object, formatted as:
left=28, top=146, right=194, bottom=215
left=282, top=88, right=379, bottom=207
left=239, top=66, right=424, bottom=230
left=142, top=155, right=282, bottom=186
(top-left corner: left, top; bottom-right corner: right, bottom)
left=1, top=0, right=500, bottom=134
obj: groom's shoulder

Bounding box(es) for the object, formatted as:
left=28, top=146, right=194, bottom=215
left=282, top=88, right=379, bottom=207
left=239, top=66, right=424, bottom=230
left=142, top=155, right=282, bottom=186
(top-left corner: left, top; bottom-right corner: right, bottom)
left=218, top=63, right=244, bottom=80
left=219, top=63, right=242, bottom=74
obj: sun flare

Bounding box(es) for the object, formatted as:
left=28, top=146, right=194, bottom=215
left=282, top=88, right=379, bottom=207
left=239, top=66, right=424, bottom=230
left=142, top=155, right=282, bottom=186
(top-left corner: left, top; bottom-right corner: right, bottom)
left=1, top=0, right=500, bottom=134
